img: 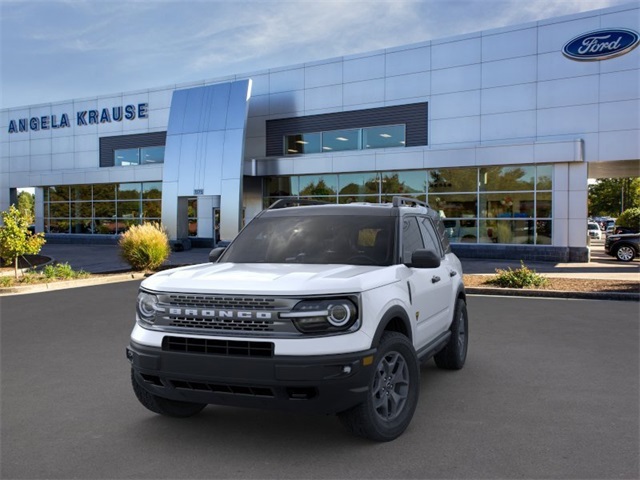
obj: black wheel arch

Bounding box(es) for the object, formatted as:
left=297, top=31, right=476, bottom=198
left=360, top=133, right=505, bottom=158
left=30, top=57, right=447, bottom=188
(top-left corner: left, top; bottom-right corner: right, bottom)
left=371, top=306, right=412, bottom=348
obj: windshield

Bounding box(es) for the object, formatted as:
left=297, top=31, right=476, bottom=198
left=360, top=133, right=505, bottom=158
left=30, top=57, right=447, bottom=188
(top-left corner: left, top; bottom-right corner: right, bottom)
left=219, top=215, right=396, bottom=266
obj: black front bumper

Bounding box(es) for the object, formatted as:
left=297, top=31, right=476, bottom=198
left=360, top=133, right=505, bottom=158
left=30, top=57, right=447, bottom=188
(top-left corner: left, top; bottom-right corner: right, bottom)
left=127, top=341, right=376, bottom=414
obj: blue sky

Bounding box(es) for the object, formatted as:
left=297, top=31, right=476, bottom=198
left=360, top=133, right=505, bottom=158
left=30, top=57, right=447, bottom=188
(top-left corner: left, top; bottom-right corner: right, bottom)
left=0, top=0, right=633, bottom=109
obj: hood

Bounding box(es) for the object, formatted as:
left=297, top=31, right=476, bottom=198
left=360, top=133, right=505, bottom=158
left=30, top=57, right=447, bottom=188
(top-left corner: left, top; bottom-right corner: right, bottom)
left=141, top=262, right=399, bottom=295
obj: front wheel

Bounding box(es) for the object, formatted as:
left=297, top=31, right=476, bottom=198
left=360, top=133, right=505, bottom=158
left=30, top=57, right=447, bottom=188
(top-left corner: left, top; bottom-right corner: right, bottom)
left=338, top=332, right=420, bottom=442
left=434, top=298, right=468, bottom=370
left=615, top=245, right=636, bottom=262
left=131, top=369, right=206, bottom=417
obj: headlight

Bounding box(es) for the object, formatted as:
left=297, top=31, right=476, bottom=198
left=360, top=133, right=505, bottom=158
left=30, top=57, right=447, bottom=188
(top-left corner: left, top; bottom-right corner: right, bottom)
left=280, top=298, right=359, bottom=334
left=136, top=290, right=158, bottom=326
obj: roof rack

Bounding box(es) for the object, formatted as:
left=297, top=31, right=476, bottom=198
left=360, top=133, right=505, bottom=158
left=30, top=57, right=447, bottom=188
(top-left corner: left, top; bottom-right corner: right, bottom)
left=391, top=196, right=430, bottom=209
left=268, top=197, right=331, bottom=210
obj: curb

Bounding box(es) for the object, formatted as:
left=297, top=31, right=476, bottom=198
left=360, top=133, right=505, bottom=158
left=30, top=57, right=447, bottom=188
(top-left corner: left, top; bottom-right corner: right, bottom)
left=0, top=272, right=146, bottom=296
left=465, top=286, right=639, bottom=302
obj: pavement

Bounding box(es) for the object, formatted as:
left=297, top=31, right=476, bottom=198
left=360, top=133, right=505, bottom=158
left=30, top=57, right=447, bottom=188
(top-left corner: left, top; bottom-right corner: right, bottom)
left=1, top=239, right=638, bottom=299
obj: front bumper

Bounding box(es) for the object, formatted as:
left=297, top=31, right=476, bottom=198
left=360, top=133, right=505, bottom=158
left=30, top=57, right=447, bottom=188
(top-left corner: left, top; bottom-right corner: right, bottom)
left=127, top=340, right=376, bottom=414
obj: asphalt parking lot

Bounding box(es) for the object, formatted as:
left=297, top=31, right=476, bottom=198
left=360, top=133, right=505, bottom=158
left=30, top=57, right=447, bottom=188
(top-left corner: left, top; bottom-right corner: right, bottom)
left=1, top=281, right=639, bottom=479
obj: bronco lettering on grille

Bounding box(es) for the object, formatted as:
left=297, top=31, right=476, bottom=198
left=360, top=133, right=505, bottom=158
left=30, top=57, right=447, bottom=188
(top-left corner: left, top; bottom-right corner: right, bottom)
left=167, top=308, right=273, bottom=320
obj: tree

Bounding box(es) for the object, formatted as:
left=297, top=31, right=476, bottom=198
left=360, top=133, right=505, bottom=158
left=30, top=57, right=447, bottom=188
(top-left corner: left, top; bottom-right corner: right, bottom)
left=0, top=205, right=46, bottom=279
left=588, top=178, right=640, bottom=217
left=16, top=191, right=35, bottom=218
left=616, top=207, right=640, bottom=232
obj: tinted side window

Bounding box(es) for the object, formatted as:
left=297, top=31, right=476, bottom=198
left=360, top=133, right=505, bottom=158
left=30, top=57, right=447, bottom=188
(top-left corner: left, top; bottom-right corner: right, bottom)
left=419, top=217, right=443, bottom=257
left=402, top=217, right=424, bottom=263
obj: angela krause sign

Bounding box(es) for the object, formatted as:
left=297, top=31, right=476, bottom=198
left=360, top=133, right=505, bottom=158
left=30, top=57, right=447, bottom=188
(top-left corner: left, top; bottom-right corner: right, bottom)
left=7, top=103, right=148, bottom=134
left=563, top=28, right=639, bottom=61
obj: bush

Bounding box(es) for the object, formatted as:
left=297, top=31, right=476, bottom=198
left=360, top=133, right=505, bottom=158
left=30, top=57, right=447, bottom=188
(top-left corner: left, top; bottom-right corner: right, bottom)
left=119, top=223, right=170, bottom=272
left=42, top=263, right=89, bottom=280
left=616, top=208, right=640, bottom=233
left=487, top=261, right=548, bottom=289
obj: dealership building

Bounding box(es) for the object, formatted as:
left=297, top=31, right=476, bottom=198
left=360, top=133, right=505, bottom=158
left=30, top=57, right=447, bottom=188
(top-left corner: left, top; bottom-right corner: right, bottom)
left=1, top=3, right=638, bottom=261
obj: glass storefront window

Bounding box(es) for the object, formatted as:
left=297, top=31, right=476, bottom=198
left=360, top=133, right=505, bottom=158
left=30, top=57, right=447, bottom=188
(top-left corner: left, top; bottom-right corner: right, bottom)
left=187, top=198, right=197, bottom=237
left=285, top=133, right=321, bottom=155
left=322, top=129, right=360, bottom=152
left=48, top=186, right=70, bottom=202
left=118, top=183, right=141, bottom=200
left=117, top=201, right=140, bottom=218
left=363, top=125, right=405, bottom=149
left=480, top=166, right=535, bottom=192
left=429, top=193, right=477, bottom=218
left=266, top=177, right=298, bottom=197
left=71, top=185, right=92, bottom=201
left=71, top=202, right=92, bottom=218
left=49, top=203, right=69, bottom=218
left=338, top=195, right=380, bottom=204
left=537, top=192, right=552, bottom=218
left=93, top=184, right=116, bottom=201
left=143, top=182, right=162, bottom=199
left=299, top=175, right=337, bottom=196
left=93, top=202, right=116, bottom=218
left=537, top=165, right=553, bottom=190
left=339, top=173, right=379, bottom=196
left=479, top=192, right=535, bottom=218
left=381, top=171, right=426, bottom=195
left=428, top=168, right=477, bottom=193
left=143, top=201, right=162, bottom=219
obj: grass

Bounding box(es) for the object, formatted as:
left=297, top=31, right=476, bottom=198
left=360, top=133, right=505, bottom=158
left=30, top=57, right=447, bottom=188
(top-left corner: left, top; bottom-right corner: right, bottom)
left=0, top=262, right=89, bottom=287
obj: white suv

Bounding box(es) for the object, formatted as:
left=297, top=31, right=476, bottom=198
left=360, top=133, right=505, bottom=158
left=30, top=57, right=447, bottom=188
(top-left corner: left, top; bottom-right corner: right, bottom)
left=127, top=197, right=468, bottom=441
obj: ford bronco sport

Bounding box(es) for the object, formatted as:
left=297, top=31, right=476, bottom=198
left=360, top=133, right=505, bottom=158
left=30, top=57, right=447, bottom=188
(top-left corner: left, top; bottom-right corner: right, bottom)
left=127, top=197, right=468, bottom=441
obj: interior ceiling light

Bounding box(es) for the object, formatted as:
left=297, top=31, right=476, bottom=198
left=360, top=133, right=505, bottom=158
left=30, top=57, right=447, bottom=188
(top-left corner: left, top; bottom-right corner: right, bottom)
left=296, top=140, right=309, bottom=144
left=380, top=133, right=392, bottom=138
left=322, top=146, right=333, bottom=150
left=287, top=149, right=298, bottom=153
left=336, top=137, right=348, bottom=141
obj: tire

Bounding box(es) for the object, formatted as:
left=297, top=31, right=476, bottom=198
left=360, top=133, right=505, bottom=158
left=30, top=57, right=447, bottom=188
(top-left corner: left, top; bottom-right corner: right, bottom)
left=338, top=332, right=420, bottom=442
left=615, top=244, right=636, bottom=262
left=131, top=369, right=206, bottom=417
left=434, top=298, right=468, bottom=370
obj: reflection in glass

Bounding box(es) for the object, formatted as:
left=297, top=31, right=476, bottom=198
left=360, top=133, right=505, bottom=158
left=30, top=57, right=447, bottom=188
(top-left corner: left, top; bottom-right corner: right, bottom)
left=48, top=186, right=70, bottom=202
left=479, top=166, right=535, bottom=191
left=322, top=129, right=360, bottom=152
left=266, top=177, right=298, bottom=197
left=479, top=192, right=535, bottom=218
left=71, top=202, right=92, bottom=218
left=428, top=193, right=476, bottom=218
left=114, top=148, right=139, bottom=166
left=285, top=133, right=321, bottom=155
left=71, top=185, right=92, bottom=201
left=537, top=165, right=553, bottom=190
left=118, top=201, right=140, bottom=218
left=339, top=173, right=379, bottom=195
left=381, top=171, right=425, bottom=195
left=187, top=198, right=197, bottom=237
left=93, top=202, right=116, bottom=218
left=299, top=175, right=337, bottom=196
left=143, top=182, right=162, bottom=199
left=338, top=195, right=380, bottom=204
left=428, top=168, right=477, bottom=193
left=118, top=183, right=141, bottom=200
left=93, top=184, right=116, bottom=200
left=537, top=193, right=552, bottom=218
left=536, top=220, right=552, bottom=244
left=363, top=125, right=405, bottom=149
left=141, top=146, right=165, bottom=164
left=49, top=203, right=69, bottom=218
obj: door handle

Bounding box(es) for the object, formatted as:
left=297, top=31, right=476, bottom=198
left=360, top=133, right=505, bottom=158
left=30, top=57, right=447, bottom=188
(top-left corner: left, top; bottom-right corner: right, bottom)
left=449, top=270, right=457, bottom=277
left=431, top=276, right=441, bottom=284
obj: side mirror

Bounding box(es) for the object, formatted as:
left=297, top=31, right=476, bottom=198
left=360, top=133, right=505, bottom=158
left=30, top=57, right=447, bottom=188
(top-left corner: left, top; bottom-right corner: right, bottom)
left=208, top=247, right=226, bottom=263
left=405, top=249, right=441, bottom=269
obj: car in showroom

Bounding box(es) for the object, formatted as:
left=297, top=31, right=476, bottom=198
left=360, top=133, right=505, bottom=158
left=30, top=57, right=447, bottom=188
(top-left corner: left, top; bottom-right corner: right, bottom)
left=604, top=233, right=639, bottom=262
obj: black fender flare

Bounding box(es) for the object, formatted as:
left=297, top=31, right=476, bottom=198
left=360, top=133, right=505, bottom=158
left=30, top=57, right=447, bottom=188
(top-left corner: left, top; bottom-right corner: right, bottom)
left=370, top=305, right=412, bottom=348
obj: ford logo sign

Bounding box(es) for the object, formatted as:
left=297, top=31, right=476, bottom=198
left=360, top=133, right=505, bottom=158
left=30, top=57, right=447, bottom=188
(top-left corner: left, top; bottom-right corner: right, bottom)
left=563, top=28, right=640, bottom=61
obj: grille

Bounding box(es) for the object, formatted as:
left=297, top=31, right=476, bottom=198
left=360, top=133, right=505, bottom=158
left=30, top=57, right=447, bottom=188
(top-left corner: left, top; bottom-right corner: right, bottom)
left=170, top=380, right=274, bottom=397
left=162, top=294, right=277, bottom=309
left=163, top=336, right=274, bottom=357
left=168, top=316, right=274, bottom=332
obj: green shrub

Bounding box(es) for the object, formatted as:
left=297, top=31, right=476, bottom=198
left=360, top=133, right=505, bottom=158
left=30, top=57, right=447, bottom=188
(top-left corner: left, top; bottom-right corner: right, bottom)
left=0, top=276, right=12, bottom=287
left=42, top=262, right=88, bottom=280
left=616, top=207, right=640, bottom=232
left=487, top=261, right=548, bottom=289
left=119, top=223, right=170, bottom=272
